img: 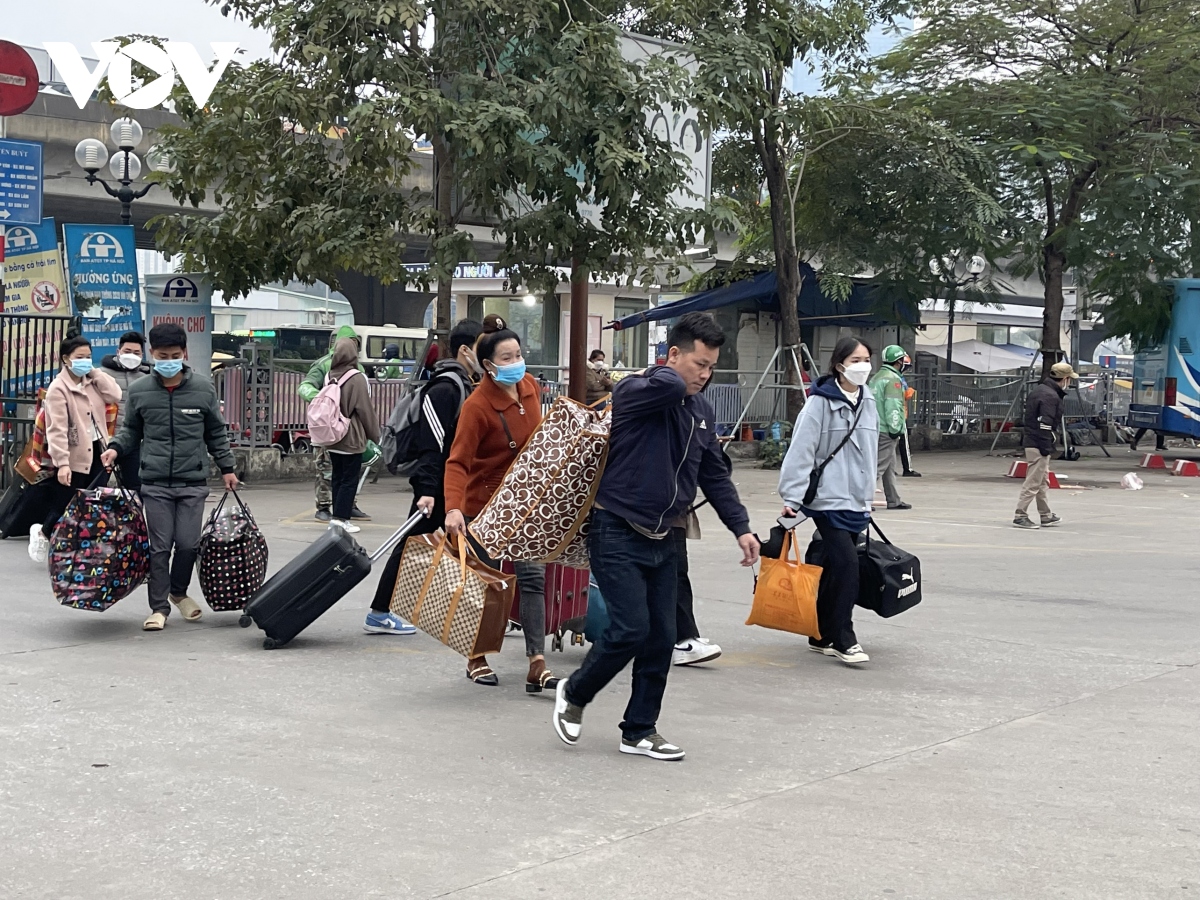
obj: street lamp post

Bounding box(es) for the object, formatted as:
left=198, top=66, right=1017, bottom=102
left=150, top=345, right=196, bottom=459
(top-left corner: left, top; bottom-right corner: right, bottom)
left=931, top=254, right=987, bottom=374
left=73, top=117, right=169, bottom=225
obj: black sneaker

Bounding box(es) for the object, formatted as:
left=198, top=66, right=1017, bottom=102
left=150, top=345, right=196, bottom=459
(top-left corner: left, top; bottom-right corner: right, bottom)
left=350, top=506, right=371, bottom=520
left=902, top=470, right=922, bottom=477
left=619, top=733, right=685, bottom=761
left=887, top=501, right=912, bottom=510
left=830, top=644, right=869, bottom=665
left=552, top=680, right=584, bottom=746
left=1013, top=514, right=1039, bottom=529
left=314, top=509, right=332, bottom=523
left=808, top=638, right=834, bottom=656
left=1040, top=513, right=1062, bottom=527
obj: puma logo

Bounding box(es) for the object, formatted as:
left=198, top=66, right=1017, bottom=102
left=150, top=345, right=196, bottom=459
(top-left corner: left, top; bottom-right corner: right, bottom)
left=902, top=572, right=915, bottom=582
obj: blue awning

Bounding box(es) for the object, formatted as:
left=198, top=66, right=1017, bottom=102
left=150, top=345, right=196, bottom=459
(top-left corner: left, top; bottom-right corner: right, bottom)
left=609, top=266, right=911, bottom=330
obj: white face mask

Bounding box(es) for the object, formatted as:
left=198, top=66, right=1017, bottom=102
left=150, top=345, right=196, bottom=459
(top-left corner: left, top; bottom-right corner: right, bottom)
left=118, top=353, right=142, bottom=370
left=840, top=361, right=873, bottom=386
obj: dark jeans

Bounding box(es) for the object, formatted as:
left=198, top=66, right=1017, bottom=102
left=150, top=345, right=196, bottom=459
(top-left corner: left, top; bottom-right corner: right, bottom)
left=672, top=526, right=699, bottom=642
left=329, top=451, right=363, bottom=520
left=899, top=427, right=914, bottom=474
left=39, top=441, right=106, bottom=538
left=813, top=515, right=860, bottom=651
left=566, top=510, right=678, bottom=741
left=370, top=488, right=444, bottom=613
left=140, top=483, right=210, bottom=614
left=1132, top=429, right=1166, bottom=451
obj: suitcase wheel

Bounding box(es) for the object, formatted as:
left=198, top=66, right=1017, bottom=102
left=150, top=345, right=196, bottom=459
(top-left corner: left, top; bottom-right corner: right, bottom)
left=572, top=633, right=585, bottom=646
left=552, top=632, right=564, bottom=652
left=238, top=615, right=253, bottom=628
left=263, top=637, right=278, bottom=650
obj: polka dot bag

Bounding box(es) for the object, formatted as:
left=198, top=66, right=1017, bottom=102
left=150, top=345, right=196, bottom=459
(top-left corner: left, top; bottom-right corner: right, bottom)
left=196, top=490, right=269, bottom=612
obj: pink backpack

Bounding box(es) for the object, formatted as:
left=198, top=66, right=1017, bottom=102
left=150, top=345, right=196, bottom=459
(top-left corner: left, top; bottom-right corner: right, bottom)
left=307, top=370, right=357, bottom=446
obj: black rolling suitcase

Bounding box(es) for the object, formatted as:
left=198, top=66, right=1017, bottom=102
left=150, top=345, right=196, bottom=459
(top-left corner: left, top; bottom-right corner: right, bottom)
left=240, top=511, right=425, bottom=649
left=0, top=477, right=43, bottom=540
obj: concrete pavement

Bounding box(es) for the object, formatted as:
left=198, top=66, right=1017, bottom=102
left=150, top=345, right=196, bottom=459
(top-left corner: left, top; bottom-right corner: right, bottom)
left=1, top=447, right=1197, bottom=899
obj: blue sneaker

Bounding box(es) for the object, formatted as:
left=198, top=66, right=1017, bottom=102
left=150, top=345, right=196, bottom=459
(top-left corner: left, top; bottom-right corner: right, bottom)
left=364, top=612, right=417, bottom=635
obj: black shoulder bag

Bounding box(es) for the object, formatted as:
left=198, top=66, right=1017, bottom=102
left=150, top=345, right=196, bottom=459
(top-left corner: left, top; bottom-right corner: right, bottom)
left=801, top=396, right=865, bottom=506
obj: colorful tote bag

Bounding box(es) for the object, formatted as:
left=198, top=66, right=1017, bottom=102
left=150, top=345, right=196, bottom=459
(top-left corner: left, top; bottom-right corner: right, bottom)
left=196, top=490, right=269, bottom=612
left=469, top=397, right=610, bottom=565
left=391, top=532, right=513, bottom=658
left=48, top=473, right=151, bottom=611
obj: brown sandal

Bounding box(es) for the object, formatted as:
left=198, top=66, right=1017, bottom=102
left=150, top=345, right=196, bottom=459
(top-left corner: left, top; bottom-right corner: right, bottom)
left=526, top=658, right=560, bottom=694
left=466, top=658, right=498, bottom=686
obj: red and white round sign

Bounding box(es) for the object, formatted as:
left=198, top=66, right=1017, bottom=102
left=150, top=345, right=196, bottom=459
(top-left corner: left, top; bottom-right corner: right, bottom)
left=31, top=280, right=63, bottom=313
left=0, top=41, right=39, bottom=117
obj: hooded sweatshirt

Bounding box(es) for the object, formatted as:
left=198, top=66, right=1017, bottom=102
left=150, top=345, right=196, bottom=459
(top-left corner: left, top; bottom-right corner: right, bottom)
left=323, top=338, right=381, bottom=455
left=298, top=325, right=362, bottom=403
left=778, top=374, right=880, bottom=518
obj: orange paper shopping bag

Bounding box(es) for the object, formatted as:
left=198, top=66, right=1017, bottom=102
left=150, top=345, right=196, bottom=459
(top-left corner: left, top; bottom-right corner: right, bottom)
left=746, top=529, right=822, bottom=639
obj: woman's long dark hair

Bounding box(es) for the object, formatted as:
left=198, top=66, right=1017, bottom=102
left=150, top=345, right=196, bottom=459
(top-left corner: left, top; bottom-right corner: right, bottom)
left=827, top=337, right=872, bottom=376
left=59, top=335, right=92, bottom=364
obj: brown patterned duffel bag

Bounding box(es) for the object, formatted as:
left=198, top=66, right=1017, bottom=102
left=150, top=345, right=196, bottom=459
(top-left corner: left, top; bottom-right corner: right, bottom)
left=469, top=397, right=609, bottom=566
left=391, top=531, right=513, bottom=658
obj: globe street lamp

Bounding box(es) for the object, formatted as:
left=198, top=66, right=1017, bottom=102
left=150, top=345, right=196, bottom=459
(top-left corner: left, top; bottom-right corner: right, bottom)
left=930, top=253, right=988, bottom=373
left=73, top=117, right=170, bottom=225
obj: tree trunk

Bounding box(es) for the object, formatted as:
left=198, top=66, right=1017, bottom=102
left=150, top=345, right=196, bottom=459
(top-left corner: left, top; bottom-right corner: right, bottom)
left=762, top=152, right=803, bottom=422
left=1042, top=244, right=1067, bottom=378
left=435, top=156, right=454, bottom=353
left=568, top=261, right=589, bottom=403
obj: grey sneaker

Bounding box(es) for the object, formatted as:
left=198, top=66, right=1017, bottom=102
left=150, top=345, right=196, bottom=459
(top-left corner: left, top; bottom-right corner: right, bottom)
left=552, top=680, right=584, bottom=746
left=620, top=733, right=686, bottom=761
left=1040, top=513, right=1062, bottom=527
left=1013, top=514, right=1039, bottom=529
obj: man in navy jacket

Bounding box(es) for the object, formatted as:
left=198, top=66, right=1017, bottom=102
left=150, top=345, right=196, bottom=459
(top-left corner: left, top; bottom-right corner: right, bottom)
left=553, top=312, right=759, bottom=761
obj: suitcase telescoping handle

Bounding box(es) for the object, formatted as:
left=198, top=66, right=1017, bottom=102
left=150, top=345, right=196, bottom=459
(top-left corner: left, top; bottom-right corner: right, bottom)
left=369, top=510, right=429, bottom=563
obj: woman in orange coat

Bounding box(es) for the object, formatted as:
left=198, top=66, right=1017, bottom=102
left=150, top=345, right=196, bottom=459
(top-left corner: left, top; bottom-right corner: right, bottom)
left=444, top=328, right=555, bottom=691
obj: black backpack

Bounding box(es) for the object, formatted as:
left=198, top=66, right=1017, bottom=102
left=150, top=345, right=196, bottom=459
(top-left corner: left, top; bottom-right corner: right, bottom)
left=381, top=371, right=469, bottom=476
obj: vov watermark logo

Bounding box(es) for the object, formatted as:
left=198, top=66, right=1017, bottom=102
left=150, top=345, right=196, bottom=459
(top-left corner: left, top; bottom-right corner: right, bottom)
left=44, top=41, right=239, bottom=111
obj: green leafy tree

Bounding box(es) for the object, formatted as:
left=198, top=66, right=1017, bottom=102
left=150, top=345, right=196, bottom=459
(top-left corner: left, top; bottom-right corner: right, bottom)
left=882, top=0, right=1200, bottom=369
left=145, top=0, right=698, bottom=362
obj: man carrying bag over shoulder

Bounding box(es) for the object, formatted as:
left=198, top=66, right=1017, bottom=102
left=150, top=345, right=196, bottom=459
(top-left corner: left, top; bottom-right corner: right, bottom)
left=552, top=313, right=759, bottom=761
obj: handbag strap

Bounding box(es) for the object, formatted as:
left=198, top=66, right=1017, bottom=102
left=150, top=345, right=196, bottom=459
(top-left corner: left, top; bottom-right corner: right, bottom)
left=865, top=518, right=892, bottom=547
left=813, top=394, right=865, bottom=478
left=440, top=537, right=472, bottom=644
left=410, top=535, right=450, bottom=625
left=497, top=410, right=518, bottom=455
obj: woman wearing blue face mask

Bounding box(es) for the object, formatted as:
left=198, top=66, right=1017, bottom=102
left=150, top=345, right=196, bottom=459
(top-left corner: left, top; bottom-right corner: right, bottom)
left=444, top=327, right=556, bottom=690
left=27, top=335, right=122, bottom=563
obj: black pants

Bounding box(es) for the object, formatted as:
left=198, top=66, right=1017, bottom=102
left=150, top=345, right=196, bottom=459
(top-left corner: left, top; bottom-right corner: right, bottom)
left=812, top=515, right=860, bottom=651
left=898, top=427, right=914, bottom=474
left=672, top=527, right=699, bottom=643
left=39, top=441, right=106, bottom=538
left=118, top=444, right=141, bottom=489
left=566, top=510, right=678, bottom=741
left=328, top=451, right=363, bottom=520
left=1132, top=429, right=1166, bottom=451
left=370, top=488, right=444, bottom=613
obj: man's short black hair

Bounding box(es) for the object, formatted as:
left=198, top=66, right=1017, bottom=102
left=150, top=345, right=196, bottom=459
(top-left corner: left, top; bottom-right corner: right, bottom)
left=450, top=319, right=485, bottom=357
left=667, top=312, right=725, bottom=353
left=118, top=331, right=145, bottom=348
left=148, top=323, right=188, bottom=351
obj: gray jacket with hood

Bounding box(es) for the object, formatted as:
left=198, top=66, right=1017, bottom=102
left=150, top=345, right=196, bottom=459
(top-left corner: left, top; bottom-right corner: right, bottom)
left=778, top=374, right=880, bottom=514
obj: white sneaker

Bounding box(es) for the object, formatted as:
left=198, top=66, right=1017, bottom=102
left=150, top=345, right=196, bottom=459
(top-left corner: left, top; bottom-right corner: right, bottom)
left=619, top=732, right=685, bottom=761
left=329, top=519, right=361, bottom=534
left=672, top=637, right=722, bottom=666
left=28, top=524, right=49, bottom=563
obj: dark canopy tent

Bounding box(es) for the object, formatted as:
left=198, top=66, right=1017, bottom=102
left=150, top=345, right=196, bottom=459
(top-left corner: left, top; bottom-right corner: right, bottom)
left=609, top=265, right=914, bottom=330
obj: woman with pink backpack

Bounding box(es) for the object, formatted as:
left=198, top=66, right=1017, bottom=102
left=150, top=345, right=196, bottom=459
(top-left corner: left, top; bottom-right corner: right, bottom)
left=308, top=338, right=381, bottom=534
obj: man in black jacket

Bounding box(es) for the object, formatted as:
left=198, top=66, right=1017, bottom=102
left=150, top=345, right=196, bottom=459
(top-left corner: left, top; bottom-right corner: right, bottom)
left=553, top=312, right=759, bottom=761
left=99, top=331, right=151, bottom=488
left=365, top=319, right=483, bottom=634
left=1014, top=361, right=1076, bottom=529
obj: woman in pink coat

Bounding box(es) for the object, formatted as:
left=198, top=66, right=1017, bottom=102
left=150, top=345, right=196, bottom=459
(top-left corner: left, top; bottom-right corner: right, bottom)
left=27, top=334, right=121, bottom=562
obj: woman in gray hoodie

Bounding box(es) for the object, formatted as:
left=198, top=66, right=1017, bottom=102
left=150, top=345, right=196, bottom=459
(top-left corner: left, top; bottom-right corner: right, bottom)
left=323, top=338, right=381, bottom=533
left=777, top=337, right=879, bottom=665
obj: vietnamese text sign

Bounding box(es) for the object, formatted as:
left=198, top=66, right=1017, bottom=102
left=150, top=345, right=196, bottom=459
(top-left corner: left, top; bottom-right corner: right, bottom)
left=0, top=138, right=43, bottom=225
left=144, top=273, right=213, bottom=374
left=2, top=218, right=68, bottom=316
left=63, top=223, right=143, bottom=362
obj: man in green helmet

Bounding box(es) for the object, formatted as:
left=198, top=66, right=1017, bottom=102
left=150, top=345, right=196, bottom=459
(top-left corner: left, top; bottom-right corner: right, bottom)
left=868, top=345, right=912, bottom=510
left=299, top=325, right=372, bottom=523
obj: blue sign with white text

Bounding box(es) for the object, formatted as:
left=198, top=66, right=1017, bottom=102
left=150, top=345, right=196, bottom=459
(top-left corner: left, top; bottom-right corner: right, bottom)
left=0, top=139, right=43, bottom=226
left=63, top=223, right=143, bottom=362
